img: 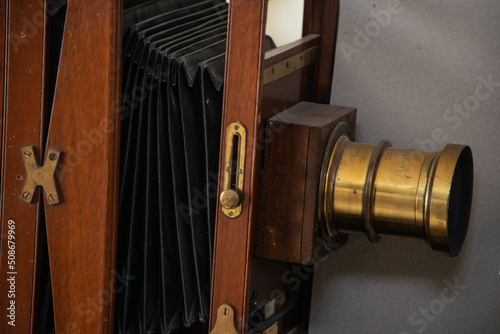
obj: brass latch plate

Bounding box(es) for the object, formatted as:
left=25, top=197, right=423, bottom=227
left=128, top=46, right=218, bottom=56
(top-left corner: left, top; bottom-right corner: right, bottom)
left=20, top=146, right=61, bottom=205
left=210, top=304, right=239, bottom=334
left=220, top=122, right=246, bottom=218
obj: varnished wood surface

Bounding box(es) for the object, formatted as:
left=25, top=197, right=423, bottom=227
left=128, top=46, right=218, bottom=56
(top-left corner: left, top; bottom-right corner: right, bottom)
left=210, top=0, right=269, bottom=332
left=0, top=1, right=5, bottom=193
left=43, top=0, right=122, bottom=333
left=212, top=0, right=344, bottom=332
left=212, top=1, right=342, bottom=331
left=0, top=1, right=48, bottom=332
left=303, top=0, right=340, bottom=102
left=256, top=103, right=356, bottom=264
left=261, top=35, right=321, bottom=121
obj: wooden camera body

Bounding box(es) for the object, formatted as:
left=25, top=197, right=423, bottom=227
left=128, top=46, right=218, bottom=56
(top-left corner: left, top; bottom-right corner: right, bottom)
left=0, top=1, right=473, bottom=333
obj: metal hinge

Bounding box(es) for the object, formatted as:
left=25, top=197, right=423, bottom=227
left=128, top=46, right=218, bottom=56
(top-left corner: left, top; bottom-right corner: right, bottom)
left=20, top=146, right=62, bottom=205
left=210, top=304, right=239, bottom=334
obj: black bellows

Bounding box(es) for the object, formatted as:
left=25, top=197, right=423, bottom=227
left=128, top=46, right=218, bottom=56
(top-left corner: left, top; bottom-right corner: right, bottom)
left=115, top=1, right=228, bottom=333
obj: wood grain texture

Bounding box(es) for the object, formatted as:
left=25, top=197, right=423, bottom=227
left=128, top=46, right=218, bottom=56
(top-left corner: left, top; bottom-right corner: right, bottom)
left=0, top=1, right=5, bottom=192
left=246, top=38, right=329, bottom=334
left=255, top=103, right=356, bottom=264
left=212, top=1, right=342, bottom=332
left=303, top=0, right=340, bottom=102
left=43, top=0, right=122, bottom=332
left=0, top=1, right=48, bottom=332
left=261, top=35, right=321, bottom=121
left=210, top=0, right=268, bottom=332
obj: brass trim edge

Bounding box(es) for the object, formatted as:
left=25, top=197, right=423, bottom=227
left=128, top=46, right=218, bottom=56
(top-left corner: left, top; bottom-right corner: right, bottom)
left=263, top=47, right=317, bottom=86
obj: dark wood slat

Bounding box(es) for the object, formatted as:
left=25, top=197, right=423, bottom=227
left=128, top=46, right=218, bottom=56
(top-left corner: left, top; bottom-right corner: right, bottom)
left=0, top=1, right=48, bottom=332
left=0, top=1, right=5, bottom=186
left=303, top=0, right=340, bottom=102
left=261, top=35, right=321, bottom=122
left=43, top=0, right=122, bottom=332
left=210, top=0, right=269, bottom=332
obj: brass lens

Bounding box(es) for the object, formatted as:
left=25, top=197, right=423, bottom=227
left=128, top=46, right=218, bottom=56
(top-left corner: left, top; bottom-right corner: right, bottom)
left=319, top=123, right=473, bottom=257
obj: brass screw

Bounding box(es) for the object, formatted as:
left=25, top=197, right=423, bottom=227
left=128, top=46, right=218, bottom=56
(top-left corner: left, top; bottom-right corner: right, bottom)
left=223, top=307, right=229, bottom=316
left=49, top=153, right=57, bottom=161
left=234, top=125, right=239, bottom=130
left=22, top=192, right=31, bottom=200
left=48, top=194, right=56, bottom=202
left=23, top=151, right=32, bottom=159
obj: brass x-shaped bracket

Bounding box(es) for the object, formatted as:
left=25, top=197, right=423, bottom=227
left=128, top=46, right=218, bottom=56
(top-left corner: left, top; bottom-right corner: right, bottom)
left=20, top=146, right=62, bottom=205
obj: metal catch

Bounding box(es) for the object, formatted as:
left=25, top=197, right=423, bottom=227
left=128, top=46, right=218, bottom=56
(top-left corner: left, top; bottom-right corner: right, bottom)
left=210, top=304, right=239, bottom=334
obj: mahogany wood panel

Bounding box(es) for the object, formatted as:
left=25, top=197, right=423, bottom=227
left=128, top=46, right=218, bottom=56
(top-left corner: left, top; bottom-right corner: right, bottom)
left=212, top=1, right=342, bottom=332
left=261, top=34, right=321, bottom=121
left=210, top=0, right=269, bottom=332
left=256, top=103, right=356, bottom=264
left=0, top=1, right=5, bottom=189
left=303, top=0, right=340, bottom=102
left=0, top=1, right=48, bottom=332
left=247, top=37, right=328, bottom=334
left=43, top=0, right=122, bottom=333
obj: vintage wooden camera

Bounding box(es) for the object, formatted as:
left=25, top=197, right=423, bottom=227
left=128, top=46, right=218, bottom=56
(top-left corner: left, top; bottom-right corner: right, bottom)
left=0, top=0, right=473, bottom=333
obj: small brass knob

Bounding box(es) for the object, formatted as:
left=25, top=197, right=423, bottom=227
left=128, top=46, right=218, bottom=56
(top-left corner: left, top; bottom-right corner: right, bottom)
left=220, top=189, right=241, bottom=210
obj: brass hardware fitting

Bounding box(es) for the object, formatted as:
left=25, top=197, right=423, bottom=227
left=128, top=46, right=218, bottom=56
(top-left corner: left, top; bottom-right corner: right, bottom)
left=210, top=304, right=239, bottom=334
left=220, top=122, right=246, bottom=218
left=263, top=47, right=316, bottom=85
left=319, top=123, right=473, bottom=257
left=20, top=146, right=62, bottom=205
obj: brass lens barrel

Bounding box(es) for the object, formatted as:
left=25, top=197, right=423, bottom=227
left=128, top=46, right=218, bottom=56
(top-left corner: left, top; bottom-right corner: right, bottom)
left=320, top=123, right=473, bottom=257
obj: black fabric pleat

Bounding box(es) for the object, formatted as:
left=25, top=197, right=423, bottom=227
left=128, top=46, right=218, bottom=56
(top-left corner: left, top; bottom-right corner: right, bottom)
left=116, top=1, right=276, bottom=332
left=116, top=1, right=227, bottom=333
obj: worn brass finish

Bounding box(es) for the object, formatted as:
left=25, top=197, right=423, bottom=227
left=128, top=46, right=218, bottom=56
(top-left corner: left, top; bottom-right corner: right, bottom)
left=320, top=123, right=473, bottom=257
left=220, top=189, right=241, bottom=210
left=210, top=304, right=239, bottom=334
left=20, top=146, right=62, bottom=205
left=221, top=122, right=246, bottom=218
left=263, top=47, right=316, bottom=85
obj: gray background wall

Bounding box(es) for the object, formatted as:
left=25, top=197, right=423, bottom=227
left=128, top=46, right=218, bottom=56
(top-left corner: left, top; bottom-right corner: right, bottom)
left=309, top=1, right=500, bottom=333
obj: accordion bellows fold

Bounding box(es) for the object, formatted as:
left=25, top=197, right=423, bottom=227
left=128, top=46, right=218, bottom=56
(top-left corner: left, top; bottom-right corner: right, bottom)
left=115, top=1, right=227, bottom=333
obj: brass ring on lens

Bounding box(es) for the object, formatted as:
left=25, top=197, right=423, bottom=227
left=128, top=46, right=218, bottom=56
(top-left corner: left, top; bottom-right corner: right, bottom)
left=317, top=122, right=351, bottom=249
left=362, top=140, right=391, bottom=243
left=318, top=125, right=473, bottom=257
